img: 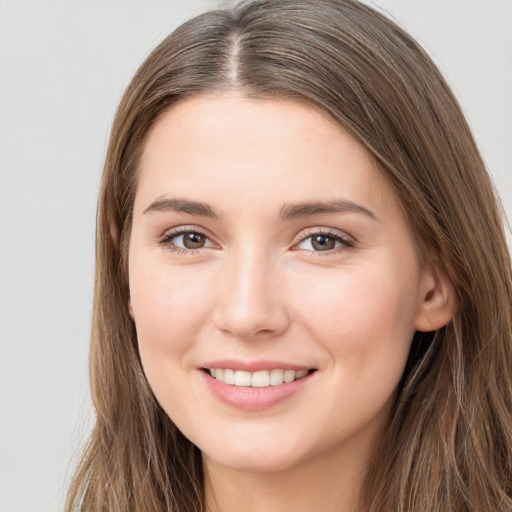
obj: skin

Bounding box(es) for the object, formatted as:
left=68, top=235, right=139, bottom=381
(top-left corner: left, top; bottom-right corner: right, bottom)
left=128, top=93, right=453, bottom=512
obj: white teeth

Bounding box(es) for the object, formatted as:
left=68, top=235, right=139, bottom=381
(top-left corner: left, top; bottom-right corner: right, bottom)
left=207, top=368, right=310, bottom=387
left=252, top=370, right=270, bottom=387
left=223, top=368, right=235, bottom=385
left=283, top=370, right=295, bottom=383
left=295, top=369, right=308, bottom=379
left=234, top=370, right=251, bottom=386
left=269, top=369, right=284, bottom=385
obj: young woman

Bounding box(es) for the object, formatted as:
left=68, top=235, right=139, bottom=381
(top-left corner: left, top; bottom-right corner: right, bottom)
left=66, top=1, right=512, bottom=511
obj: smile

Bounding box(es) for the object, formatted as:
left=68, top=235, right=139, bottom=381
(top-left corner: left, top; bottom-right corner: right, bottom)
left=207, top=368, right=310, bottom=387
left=201, top=364, right=317, bottom=411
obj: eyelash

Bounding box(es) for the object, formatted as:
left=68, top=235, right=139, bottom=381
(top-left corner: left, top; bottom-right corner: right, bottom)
left=296, top=229, right=356, bottom=255
left=157, top=228, right=356, bottom=255
left=157, top=228, right=213, bottom=255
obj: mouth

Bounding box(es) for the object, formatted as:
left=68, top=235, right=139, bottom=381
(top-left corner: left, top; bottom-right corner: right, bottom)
left=199, top=360, right=318, bottom=410
left=202, top=367, right=316, bottom=387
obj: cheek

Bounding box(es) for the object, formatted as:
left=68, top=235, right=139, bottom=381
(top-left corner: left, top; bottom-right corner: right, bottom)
left=285, top=267, right=419, bottom=441
left=128, top=260, right=215, bottom=387
left=129, top=262, right=219, bottom=427
left=130, top=261, right=210, bottom=334
left=291, top=265, right=420, bottom=375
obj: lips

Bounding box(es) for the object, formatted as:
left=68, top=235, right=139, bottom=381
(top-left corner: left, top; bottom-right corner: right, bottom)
left=200, top=360, right=317, bottom=411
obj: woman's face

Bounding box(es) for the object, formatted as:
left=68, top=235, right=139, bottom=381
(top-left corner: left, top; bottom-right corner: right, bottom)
left=128, top=93, right=448, bottom=474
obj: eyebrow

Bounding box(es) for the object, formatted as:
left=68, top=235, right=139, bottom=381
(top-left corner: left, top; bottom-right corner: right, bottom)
left=143, top=198, right=221, bottom=218
left=142, top=197, right=377, bottom=222
left=279, top=199, right=378, bottom=222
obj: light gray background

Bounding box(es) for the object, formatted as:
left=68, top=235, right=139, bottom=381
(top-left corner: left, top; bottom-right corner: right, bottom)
left=0, top=1, right=510, bottom=511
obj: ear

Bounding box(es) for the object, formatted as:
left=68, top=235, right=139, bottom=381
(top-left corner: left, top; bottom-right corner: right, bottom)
left=414, top=265, right=454, bottom=332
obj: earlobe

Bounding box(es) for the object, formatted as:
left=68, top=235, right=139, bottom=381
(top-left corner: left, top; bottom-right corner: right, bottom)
left=414, top=267, right=454, bottom=332
left=128, top=297, right=135, bottom=320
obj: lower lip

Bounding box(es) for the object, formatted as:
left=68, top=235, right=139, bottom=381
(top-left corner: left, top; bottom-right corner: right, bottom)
left=200, top=370, right=315, bottom=411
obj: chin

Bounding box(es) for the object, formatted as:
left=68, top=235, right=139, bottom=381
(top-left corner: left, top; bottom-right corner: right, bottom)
left=205, top=450, right=304, bottom=474
left=199, top=431, right=309, bottom=474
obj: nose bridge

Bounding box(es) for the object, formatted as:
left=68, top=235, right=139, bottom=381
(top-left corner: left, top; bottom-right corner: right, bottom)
left=214, top=242, right=289, bottom=338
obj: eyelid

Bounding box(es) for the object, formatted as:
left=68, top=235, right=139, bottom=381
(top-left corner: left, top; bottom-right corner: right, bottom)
left=157, top=226, right=219, bottom=253
left=156, top=225, right=356, bottom=254
left=293, top=227, right=356, bottom=253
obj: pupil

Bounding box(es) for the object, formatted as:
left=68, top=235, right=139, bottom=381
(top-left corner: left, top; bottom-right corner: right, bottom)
left=312, top=235, right=335, bottom=251
left=184, top=232, right=205, bottom=249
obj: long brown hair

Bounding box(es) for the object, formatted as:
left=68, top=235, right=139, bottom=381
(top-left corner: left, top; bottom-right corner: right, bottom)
left=66, top=1, right=512, bottom=510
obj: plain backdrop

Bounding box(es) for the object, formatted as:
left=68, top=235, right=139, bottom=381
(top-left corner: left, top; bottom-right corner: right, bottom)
left=0, top=1, right=510, bottom=511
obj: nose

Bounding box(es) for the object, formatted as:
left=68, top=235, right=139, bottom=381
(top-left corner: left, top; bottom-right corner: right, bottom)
left=213, top=248, right=291, bottom=339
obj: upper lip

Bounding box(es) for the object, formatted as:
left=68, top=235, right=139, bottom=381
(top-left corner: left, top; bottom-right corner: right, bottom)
left=201, top=359, right=313, bottom=372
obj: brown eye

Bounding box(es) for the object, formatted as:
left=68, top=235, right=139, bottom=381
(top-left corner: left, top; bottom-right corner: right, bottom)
left=296, top=231, right=355, bottom=253
left=162, top=230, right=215, bottom=252
left=311, top=235, right=336, bottom=251
left=182, top=232, right=207, bottom=249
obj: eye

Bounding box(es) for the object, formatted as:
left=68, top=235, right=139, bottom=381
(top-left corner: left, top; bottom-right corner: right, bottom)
left=296, top=231, right=355, bottom=253
left=159, top=229, right=216, bottom=252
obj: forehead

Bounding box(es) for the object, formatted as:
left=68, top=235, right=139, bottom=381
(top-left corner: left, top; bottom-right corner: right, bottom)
left=135, top=92, right=395, bottom=218
left=142, top=93, right=370, bottom=167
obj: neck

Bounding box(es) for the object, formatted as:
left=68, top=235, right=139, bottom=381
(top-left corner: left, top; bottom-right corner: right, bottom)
left=203, top=439, right=372, bottom=512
